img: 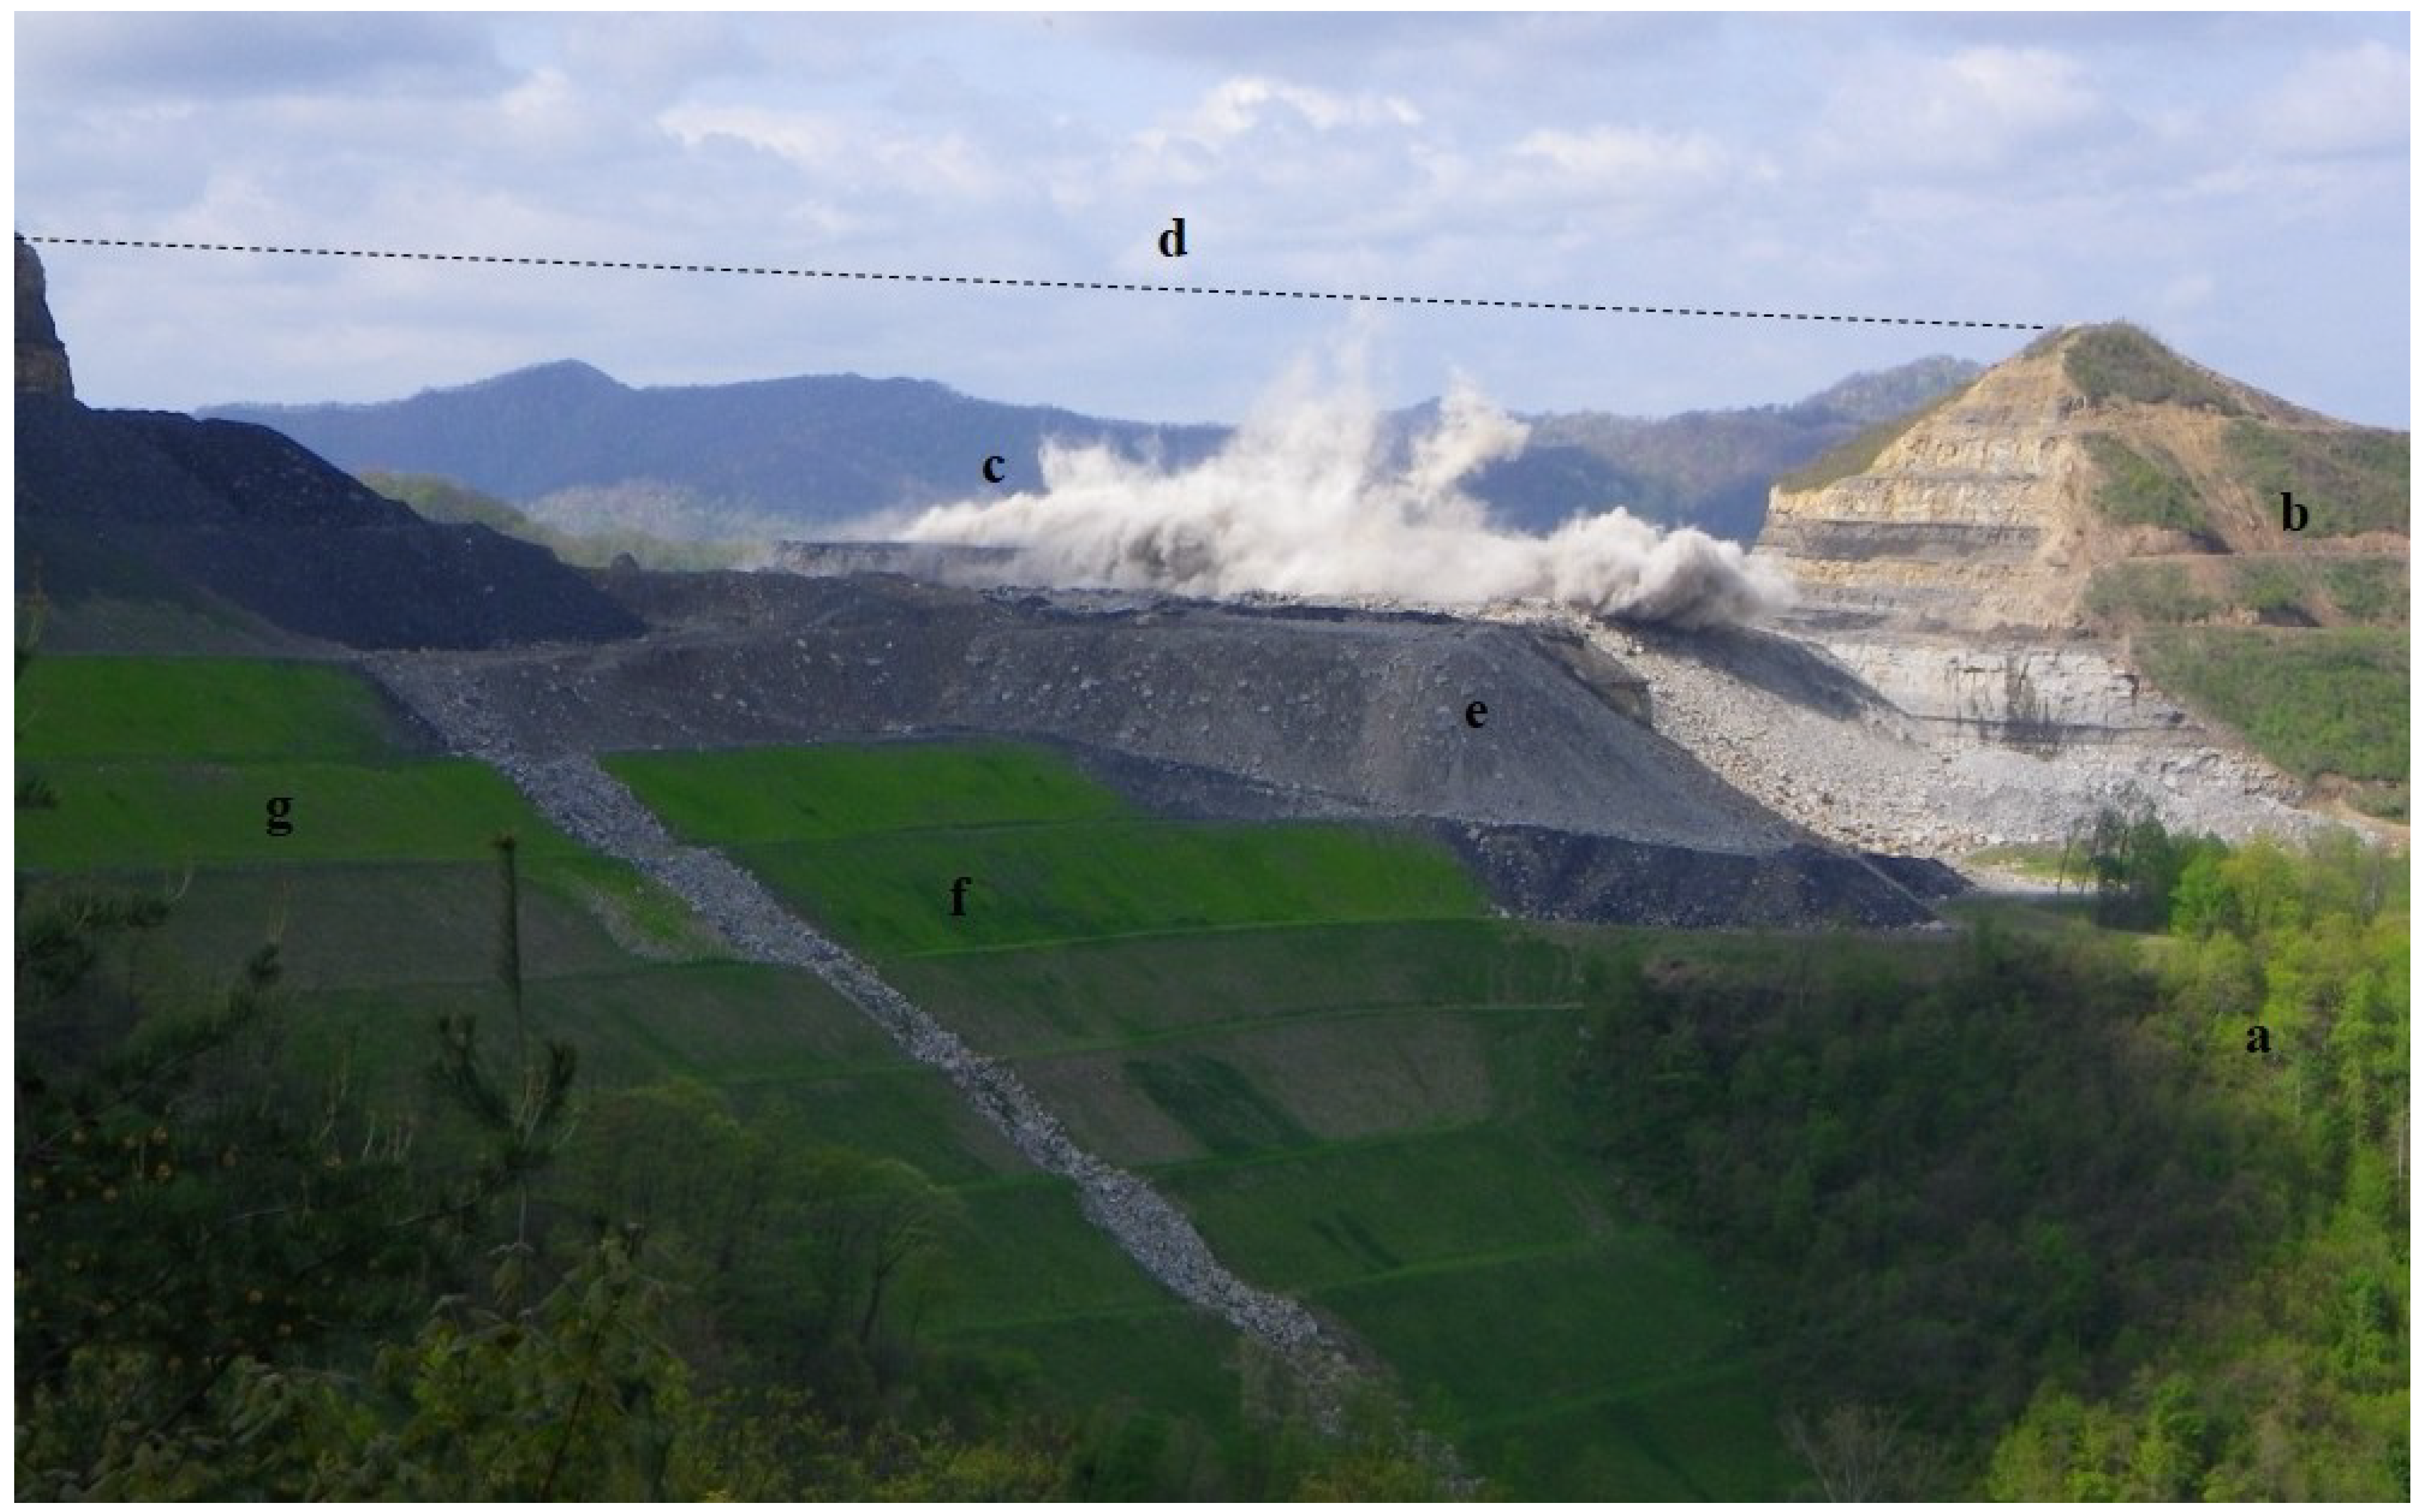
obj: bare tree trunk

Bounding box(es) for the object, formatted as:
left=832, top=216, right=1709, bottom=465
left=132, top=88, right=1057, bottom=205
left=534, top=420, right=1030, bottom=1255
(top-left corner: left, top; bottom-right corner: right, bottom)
left=1783, top=1403, right=1908, bottom=1502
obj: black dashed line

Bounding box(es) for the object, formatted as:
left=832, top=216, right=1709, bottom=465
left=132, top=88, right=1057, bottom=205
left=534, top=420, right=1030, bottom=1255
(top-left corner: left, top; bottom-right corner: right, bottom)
left=17, top=234, right=2050, bottom=330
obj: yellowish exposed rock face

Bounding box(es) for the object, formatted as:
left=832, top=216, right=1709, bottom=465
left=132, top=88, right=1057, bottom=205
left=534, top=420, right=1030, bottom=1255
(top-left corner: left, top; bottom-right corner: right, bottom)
left=1759, top=349, right=2097, bottom=632
left=16, top=236, right=74, bottom=399
left=1753, top=325, right=2384, bottom=634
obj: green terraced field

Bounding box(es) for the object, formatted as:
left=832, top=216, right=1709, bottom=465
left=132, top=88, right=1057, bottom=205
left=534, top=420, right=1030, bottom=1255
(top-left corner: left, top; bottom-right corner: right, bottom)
left=25, top=670, right=1805, bottom=1495
left=903, top=926, right=1805, bottom=1499
left=605, top=741, right=1131, bottom=841
left=17, top=758, right=594, bottom=869
left=17, top=655, right=411, bottom=762
left=17, top=654, right=592, bottom=873
left=610, top=744, right=1489, bottom=957
left=18, top=657, right=1254, bottom=1434
left=602, top=741, right=1802, bottom=1495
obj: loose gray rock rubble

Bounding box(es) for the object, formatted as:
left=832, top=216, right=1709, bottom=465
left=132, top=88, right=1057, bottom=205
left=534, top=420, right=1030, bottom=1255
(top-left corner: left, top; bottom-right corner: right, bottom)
left=367, top=656, right=1373, bottom=1417
left=1480, top=604, right=2330, bottom=859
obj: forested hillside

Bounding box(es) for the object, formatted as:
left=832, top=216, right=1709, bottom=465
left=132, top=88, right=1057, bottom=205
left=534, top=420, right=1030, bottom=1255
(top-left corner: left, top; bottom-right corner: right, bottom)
left=360, top=470, right=756, bottom=572
left=1575, top=814, right=2408, bottom=1498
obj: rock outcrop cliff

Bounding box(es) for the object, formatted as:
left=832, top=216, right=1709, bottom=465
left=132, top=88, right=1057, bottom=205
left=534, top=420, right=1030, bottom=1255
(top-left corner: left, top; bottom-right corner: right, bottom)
left=16, top=237, right=73, bottom=398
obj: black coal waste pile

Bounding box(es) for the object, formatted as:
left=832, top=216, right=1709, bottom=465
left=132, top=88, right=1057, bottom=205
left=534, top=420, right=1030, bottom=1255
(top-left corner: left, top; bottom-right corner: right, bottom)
left=17, top=394, right=641, bottom=650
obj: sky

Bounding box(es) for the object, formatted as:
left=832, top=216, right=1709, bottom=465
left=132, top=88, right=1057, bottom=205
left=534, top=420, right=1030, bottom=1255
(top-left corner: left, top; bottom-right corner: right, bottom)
left=12, top=10, right=2412, bottom=428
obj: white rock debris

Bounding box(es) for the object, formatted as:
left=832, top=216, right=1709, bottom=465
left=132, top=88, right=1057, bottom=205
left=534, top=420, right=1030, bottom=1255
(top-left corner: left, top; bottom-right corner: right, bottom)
left=1477, top=603, right=2328, bottom=861
left=364, top=654, right=1406, bottom=1436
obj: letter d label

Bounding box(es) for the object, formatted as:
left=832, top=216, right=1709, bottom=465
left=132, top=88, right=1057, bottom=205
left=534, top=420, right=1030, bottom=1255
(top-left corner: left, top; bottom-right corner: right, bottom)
left=1158, top=217, right=1188, bottom=258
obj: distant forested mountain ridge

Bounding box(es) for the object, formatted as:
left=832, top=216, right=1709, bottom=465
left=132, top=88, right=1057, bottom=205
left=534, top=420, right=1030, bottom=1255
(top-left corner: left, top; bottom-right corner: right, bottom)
left=209, top=363, right=1229, bottom=539
left=207, top=356, right=1980, bottom=544
left=1448, top=354, right=1986, bottom=540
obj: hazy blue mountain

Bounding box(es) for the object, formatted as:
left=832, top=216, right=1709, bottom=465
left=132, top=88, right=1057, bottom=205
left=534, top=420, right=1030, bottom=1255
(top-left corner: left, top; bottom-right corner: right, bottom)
left=208, top=361, right=1229, bottom=533
left=208, top=355, right=1980, bottom=544
left=1431, top=354, right=1988, bottom=540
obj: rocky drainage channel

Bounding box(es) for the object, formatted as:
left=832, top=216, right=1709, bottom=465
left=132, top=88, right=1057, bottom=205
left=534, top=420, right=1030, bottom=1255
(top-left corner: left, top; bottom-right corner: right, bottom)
left=364, top=656, right=1466, bottom=1465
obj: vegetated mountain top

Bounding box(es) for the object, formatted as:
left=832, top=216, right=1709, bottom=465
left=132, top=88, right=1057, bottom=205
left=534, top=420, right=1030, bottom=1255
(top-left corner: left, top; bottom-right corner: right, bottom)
left=1755, top=319, right=2410, bottom=820
left=1758, top=320, right=2408, bottom=634
left=206, top=354, right=1982, bottom=546
left=1801, top=353, right=1986, bottom=424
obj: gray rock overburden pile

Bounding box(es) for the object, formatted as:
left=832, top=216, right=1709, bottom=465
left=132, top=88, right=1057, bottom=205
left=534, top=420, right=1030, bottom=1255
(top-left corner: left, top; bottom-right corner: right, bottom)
left=369, top=654, right=1367, bottom=1408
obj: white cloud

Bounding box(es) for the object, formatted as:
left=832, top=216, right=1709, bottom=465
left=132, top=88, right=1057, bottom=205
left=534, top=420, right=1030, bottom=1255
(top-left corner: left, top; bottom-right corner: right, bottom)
left=1141, top=74, right=1422, bottom=151
left=15, top=14, right=2407, bottom=429
left=656, top=105, right=999, bottom=200
left=1510, top=125, right=1734, bottom=191
left=2155, top=270, right=2219, bottom=315
left=1814, top=46, right=2108, bottom=175
left=659, top=103, right=851, bottom=167
left=2255, top=41, right=2408, bottom=158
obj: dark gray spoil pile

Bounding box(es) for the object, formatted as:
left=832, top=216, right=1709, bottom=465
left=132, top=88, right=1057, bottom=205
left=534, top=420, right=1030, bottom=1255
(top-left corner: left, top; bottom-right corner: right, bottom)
left=1438, top=824, right=1944, bottom=930
left=389, top=571, right=1797, bottom=851
left=16, top=394, right=642, bottom=650
left=374, top=570, right=1954, bottom=929
left=1858, top=852, right=1973, bottom=902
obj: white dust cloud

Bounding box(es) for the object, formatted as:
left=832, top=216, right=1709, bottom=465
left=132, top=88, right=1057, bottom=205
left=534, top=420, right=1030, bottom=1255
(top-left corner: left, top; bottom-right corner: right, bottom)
left=901, top=352, right=1791, bottom=628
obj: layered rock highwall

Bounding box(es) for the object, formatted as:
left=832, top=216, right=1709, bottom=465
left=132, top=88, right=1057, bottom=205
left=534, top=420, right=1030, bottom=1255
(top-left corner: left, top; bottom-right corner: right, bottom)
left=1756, top=355, right=2096, bottom=632
left=1814, top=637, right=2200, bottom=749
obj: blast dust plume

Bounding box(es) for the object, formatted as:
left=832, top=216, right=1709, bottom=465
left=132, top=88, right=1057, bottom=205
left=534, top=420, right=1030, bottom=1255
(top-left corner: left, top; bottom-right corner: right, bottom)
left=901, top=352, right=1792, bottom=628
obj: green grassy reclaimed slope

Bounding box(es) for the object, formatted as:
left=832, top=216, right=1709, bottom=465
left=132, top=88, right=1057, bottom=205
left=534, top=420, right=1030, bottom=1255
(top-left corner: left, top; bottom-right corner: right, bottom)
left=18, top=759, right=589, bottom=870
left=2080, top=434, right=2211, bottom=535
left=21, top=656, right=1248, bottom=1436
left=17, top=655, right=411, bottom=761
left=16, top=659, right=705, bottom=954
left=2134, top=627, right=2408, bottom=783
left=2086, top=557, right=2409, bottom=629
left=606, top=741, right=1129, bottom=842
left=609, top=743, right=1790, bottom=1495
left=895, top=923, right=1805, bottom=1500
left=2222, top=423, right=2408, bottom=538
left=608, top=743, right=1489, bottom=957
